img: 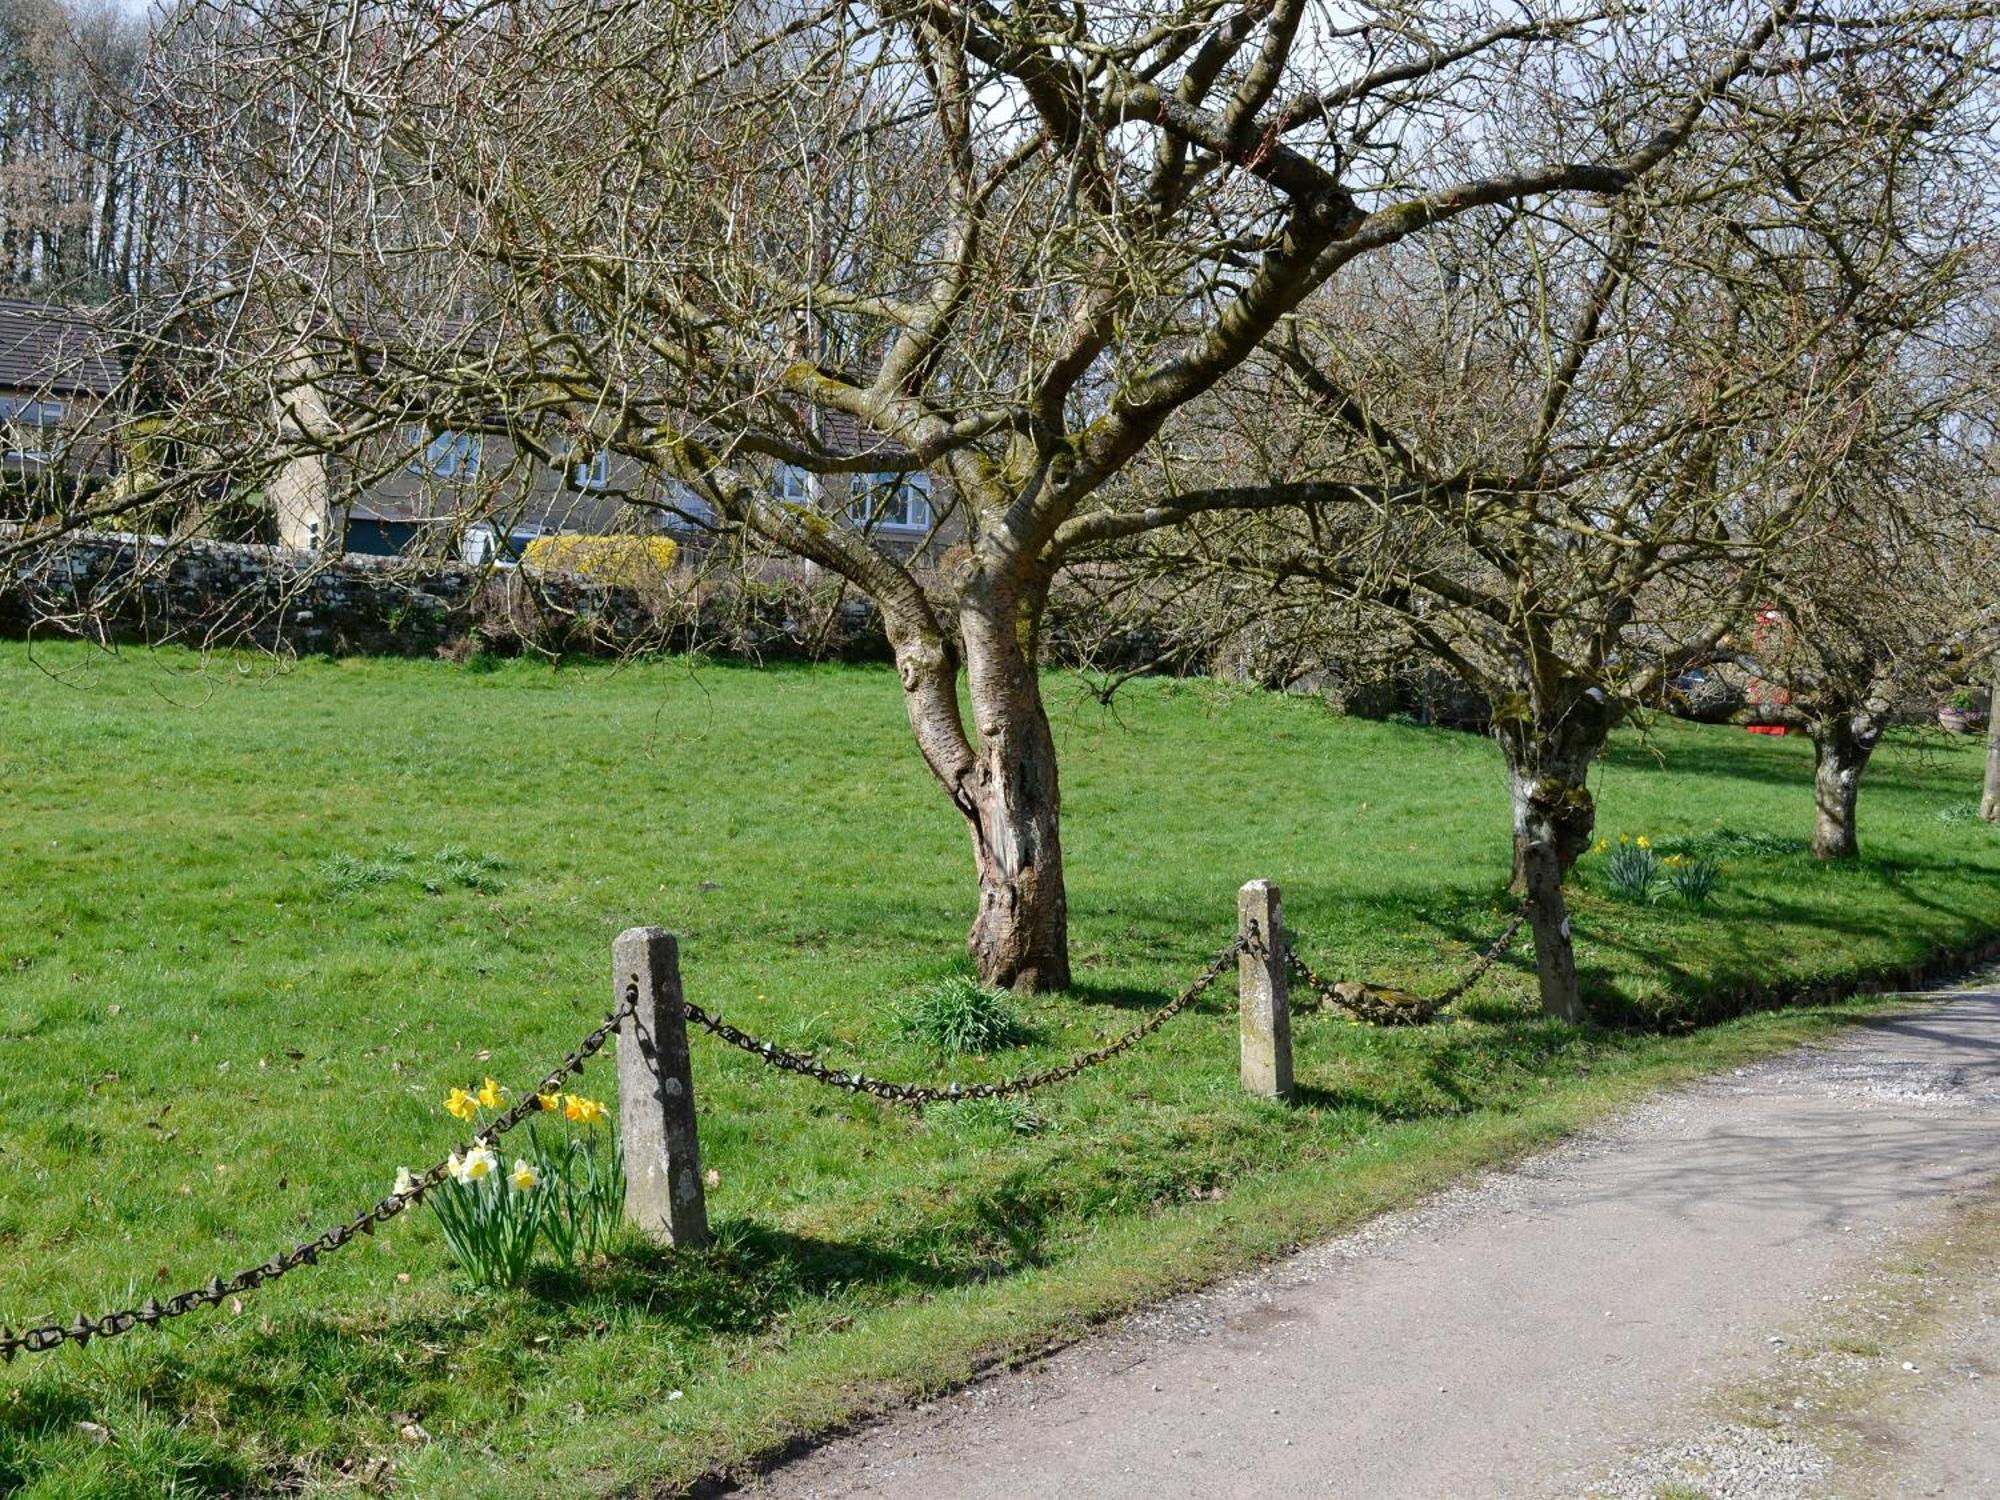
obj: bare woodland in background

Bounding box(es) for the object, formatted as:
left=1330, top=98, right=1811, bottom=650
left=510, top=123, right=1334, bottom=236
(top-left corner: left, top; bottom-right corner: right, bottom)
left=0, top=1, right=1995, bottom=1015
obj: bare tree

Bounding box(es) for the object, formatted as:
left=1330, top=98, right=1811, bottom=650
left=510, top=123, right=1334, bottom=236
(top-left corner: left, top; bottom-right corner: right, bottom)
left=1092, top=16, right=1991, bottom=1016
left=23, top=0, right=1972, bottom=990
left=0, top=0, right=165, bottom=297
left=1728, top=412, right=1996, bottom=860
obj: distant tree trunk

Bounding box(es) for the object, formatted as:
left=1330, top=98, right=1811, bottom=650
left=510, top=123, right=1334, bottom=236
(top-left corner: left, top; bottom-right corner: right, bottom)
left=1809, top=712, right=1882, bottom=860
left=1521, top=839, right=1583, bottom=1022
left=1981, top=674, right=2000, bottom=823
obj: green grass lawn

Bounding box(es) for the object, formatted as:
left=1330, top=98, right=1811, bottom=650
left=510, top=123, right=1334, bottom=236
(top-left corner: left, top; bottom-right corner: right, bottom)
left=1, top=642, right=1996, bottom=1497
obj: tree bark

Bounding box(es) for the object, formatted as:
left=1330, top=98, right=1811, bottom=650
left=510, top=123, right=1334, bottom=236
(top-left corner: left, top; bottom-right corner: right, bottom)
left=1810, top=717, right=1877, bottom=860
left=1982, top=674, right=2000, bottom=824
left=884, top=574, right=1071, bottom=994
left=958, top=588, right=1070, bottom=992
left=1521, top=839, right=1583, bottom=1022
left=1498, top=717, right=1610, bottom=891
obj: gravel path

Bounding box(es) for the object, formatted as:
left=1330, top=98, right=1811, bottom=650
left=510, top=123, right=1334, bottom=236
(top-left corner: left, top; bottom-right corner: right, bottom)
left=737, top=974, right=2000, bottom=1500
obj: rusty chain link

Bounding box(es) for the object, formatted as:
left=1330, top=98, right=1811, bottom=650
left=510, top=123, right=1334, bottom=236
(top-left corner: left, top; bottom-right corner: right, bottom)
left=0, top=999, right=636, bottom=1365
left=682, top=934, right=1251, bottom=1105
left=1285, top=906, right=1528, bottom=1026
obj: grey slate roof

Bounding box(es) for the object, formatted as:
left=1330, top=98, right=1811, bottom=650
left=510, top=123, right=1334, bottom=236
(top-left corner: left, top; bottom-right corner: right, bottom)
left=0, top=298, right=120, bottom=397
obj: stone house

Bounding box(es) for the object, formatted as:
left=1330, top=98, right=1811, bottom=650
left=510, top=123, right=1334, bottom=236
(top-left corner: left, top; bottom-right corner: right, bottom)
left=0, top=301, right=952, bottom=568
left=316, top=413, right=950, bottom=568
left=0, top=297, right=119, bottom=499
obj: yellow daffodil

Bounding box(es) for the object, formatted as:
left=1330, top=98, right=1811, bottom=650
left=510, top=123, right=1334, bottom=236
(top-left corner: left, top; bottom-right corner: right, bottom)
left=443, top=1087, right=479, bottom=1121
left=476, top=1076, right=507, bottom=1110
left=565, top=1094, right=608, bottom=1128
left=1636, top=835, right=1651, bottom=849
left=1594, top=838, right=1610, bottom=854
left=456, top=1145, right=498, bottom=1184
left=536, top=1091, right=561, bottom=1113
left=1619, top=834, right=1630, bottom=845
left=509, top=1158, right=538, bottom=1192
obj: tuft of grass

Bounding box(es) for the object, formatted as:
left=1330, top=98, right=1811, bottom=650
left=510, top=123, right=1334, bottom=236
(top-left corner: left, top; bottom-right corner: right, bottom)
left=1662, top=826, right=1807, bottom=859
left=427, top=847, right=508, bottom=894
left=1663, top=853, right=1724, bottom=907
left=320, top=851, right=404, bottom=893
left=896, top=974, right=1032, bottom=1055
left=1933, top=802, right=1996, bottom=828
left=934, top=1096, right=1051, bottom=1137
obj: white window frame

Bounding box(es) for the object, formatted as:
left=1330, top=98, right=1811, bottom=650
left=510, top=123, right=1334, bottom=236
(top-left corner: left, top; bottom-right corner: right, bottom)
left=773, top=462, right=814, bottom=506
left=408, top=427, right=481, bottom=481
left=2, top=397, right=66, bottom=463
left=572, top=449, right=612, bottom=491
left=665, top=479, right=715, bottom=526
left=847, top=471, right=932, bottom=531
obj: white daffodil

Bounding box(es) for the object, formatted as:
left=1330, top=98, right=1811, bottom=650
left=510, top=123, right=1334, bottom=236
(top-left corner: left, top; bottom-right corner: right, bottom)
left=460, top=1145, right=498, bottom=1182
left=445, top=1151, right=465, bottom=1183
left=393, top=1167, right=418, bottom=1198
left=509, top=1158, right=538, bottom=1193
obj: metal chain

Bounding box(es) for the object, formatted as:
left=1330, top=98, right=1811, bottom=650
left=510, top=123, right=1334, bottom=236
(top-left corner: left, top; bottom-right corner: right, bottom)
left=0, top=999, right=636, bottom=1364
left=682, top=934, right=1251, bottom=1106
left=1285, top=906, right=1528, bottom=1026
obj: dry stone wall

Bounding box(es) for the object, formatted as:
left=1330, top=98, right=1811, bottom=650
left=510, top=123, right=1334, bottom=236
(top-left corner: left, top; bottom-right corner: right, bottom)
left=0, top=525, right=886, bottom=661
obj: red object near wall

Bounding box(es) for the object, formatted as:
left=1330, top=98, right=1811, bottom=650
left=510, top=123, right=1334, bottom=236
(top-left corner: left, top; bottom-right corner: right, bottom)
left=1746, top=606, right=1793, bottom=734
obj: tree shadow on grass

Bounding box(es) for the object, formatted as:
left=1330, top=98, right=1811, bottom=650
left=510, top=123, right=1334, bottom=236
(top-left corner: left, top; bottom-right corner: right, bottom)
left=162, top=1213, right=1052, bottom=1452
left=1289, top=1013, right=1595, bottom=1125
left=520, top=1189, right=1077, bottom=1337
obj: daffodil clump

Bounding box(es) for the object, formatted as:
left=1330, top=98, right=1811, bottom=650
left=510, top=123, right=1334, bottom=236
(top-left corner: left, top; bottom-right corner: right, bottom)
left=1593, top=835, right=1724, bottom=907
left=407, top=1077, right=624, bottom=1287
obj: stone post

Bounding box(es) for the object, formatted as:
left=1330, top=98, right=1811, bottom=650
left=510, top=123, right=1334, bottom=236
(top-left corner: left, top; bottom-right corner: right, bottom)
left=613, top=927, right=711, bottom=1248
left=1981, top=674, right=1999, bottom=823
left=1238, top=880, right=1293, bottom=1100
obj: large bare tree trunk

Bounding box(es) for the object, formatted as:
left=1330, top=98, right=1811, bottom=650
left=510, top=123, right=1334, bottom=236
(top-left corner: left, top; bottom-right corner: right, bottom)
left=887, top=582, right=1071, bottom=994
left=959, top=590, right=1070, bottom=992
left=1982, top=675, right=2000, bottom=824
left=1810, top=717, right=1878, bottom=860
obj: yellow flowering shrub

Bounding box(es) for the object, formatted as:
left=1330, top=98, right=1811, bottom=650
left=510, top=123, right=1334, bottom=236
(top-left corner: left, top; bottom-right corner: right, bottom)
left=520, top=533, right=680, bottom=588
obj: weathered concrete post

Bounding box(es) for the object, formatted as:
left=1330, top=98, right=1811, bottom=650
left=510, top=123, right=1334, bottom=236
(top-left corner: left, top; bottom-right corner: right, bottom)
left=1981, top=674, right=2000, bottom=823
left=614, top=927, right=711, bottom=1249
left=1237, top=880, right=1294, bottom=1100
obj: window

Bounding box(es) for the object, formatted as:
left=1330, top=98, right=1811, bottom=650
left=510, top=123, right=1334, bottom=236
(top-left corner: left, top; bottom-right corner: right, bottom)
left=2, top=397, right=66, bottom=462
left=572, top=449, right=611, bottom=491
left=773, top=463, right=814, bottom=506
left=847, top=472, right=932, bottom=531
left=408, top=428, right=481, bottom=480
left=664, top=479, right=715, bottom=526
left=0, top=397, right=64, bottom=426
